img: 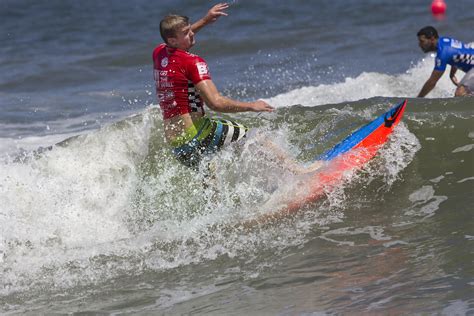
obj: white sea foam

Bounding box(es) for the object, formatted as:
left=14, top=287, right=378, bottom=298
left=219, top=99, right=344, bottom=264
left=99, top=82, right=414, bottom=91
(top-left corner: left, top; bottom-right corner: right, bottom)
left=0, top=133, right=81, bottom=156
left=320, top=226, right=392, bottom=247
left=266, top=57, right=454, bottom=108
left=0, top=111, right=155, bottom=295
left=452, top=144, right=474, bottom=153
left=406, top=185, right=448, bottom=219
left=0, top=109, right=140, bottom=157
left=379, top=123, right=421, bottom=187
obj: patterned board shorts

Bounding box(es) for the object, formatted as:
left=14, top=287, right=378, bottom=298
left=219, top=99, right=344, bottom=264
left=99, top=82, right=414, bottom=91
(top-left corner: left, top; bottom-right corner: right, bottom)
left=460, top=68, right=474, bottom=93
left=172, top=117, right=248, bottom=168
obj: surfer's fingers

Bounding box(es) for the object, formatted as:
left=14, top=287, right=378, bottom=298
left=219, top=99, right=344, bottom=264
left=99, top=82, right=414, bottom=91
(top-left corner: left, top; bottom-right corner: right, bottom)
left=211, top=3, right=230, bottom=13
left=207, top=3, right=229, bottom=21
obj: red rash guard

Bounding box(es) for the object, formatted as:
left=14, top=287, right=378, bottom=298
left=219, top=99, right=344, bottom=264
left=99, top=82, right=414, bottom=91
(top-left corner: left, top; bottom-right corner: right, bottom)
left=152, top=43, right=212, bottom=119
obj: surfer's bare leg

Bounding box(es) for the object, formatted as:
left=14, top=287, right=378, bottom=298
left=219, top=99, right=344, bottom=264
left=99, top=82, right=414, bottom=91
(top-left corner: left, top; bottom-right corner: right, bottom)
left=201, top=159, right=221, bottom=203
left=455, top=85, right=469, bottom=97
left=456, top=70, right=474, bottom=96
left=294, top=160, right=324, bottom=174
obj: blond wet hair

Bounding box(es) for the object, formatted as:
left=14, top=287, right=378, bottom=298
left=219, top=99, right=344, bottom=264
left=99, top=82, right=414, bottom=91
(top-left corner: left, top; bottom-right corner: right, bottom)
left=160, top=15, right=190, bottom=43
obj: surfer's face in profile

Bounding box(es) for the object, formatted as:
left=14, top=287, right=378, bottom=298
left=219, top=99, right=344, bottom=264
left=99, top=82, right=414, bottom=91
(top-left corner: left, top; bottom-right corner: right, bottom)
left=168, top=24, right=195, bottom=51
left=418, top=35, right=436, bottom=53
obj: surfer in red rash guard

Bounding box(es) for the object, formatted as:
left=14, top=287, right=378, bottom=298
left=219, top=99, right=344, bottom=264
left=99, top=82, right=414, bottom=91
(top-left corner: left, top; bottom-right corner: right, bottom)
left=153, top=3, right=273, bottom=168
left=153, top=3, right=322, bottom=173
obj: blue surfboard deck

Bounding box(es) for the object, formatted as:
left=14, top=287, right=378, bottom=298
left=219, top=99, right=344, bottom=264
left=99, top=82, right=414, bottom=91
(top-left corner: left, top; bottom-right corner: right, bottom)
left=317, top=100, right=407, bottom=161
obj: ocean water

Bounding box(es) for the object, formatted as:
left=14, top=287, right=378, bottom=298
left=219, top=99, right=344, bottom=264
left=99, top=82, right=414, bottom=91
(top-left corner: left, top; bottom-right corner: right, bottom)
left=1, top=0, right=473, bottom=314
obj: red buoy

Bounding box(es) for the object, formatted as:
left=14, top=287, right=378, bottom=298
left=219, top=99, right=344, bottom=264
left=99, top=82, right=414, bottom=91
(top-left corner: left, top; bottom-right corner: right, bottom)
left=431, top=0, right=447, bottom=16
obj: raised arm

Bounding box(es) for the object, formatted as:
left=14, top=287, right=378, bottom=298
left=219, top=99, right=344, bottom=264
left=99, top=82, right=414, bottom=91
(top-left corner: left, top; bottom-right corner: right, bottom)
left=191, top=3, right=229, bottom=33
left=196, top=79, right=274, bottom=113
left=417, top=69, right=444, bottom=97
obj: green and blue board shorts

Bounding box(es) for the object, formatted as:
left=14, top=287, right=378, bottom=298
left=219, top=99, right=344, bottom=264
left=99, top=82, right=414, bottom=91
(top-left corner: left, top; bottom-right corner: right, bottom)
left=170, top=117, right=248, bottom=168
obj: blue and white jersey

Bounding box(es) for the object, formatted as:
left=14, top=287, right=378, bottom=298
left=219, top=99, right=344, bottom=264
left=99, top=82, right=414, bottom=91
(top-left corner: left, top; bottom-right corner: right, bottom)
left=435, top=37, right=474, bottom=73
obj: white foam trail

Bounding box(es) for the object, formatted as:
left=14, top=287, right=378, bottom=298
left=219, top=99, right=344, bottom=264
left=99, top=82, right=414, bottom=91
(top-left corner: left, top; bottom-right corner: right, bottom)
left=379, top=123, right=421, bottom=186
left=267, top=57, right=455, bottom=108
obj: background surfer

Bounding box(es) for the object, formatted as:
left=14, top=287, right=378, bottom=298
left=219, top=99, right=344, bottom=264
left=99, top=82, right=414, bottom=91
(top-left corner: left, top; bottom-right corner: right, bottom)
left=153, top=3, right=321, bottom=173
left=417, top=26, right=474, bottom=97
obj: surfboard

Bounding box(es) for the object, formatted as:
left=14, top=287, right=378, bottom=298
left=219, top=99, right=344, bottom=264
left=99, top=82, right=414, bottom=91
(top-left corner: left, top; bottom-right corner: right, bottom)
left=316, top=99, right=407, bottom=162
left=253, top=100, right=407, bottom=224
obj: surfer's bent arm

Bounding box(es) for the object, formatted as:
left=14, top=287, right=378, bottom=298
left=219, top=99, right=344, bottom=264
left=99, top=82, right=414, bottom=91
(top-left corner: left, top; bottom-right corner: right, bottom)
left=449, top=66, right=459, bottom=86
left=417, top=69, right=443, bottom=97
left=191, top=3, right=229, bottom=33
left=196, top=80, right=274, bottom=113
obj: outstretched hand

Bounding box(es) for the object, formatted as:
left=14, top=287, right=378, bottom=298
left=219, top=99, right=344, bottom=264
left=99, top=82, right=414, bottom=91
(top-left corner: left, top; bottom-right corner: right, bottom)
left=251, top=100, right=274, bottom=113
left=203, top=3, right=230, bottom=24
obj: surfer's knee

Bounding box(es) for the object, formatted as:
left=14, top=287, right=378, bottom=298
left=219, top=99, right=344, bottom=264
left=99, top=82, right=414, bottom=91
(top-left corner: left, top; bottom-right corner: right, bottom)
left=454, top=85, right=469, bottom=97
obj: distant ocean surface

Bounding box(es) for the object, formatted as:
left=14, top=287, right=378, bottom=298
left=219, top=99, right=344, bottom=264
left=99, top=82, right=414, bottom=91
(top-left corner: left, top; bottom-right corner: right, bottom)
left=1, top=0, right=473, bottom=314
